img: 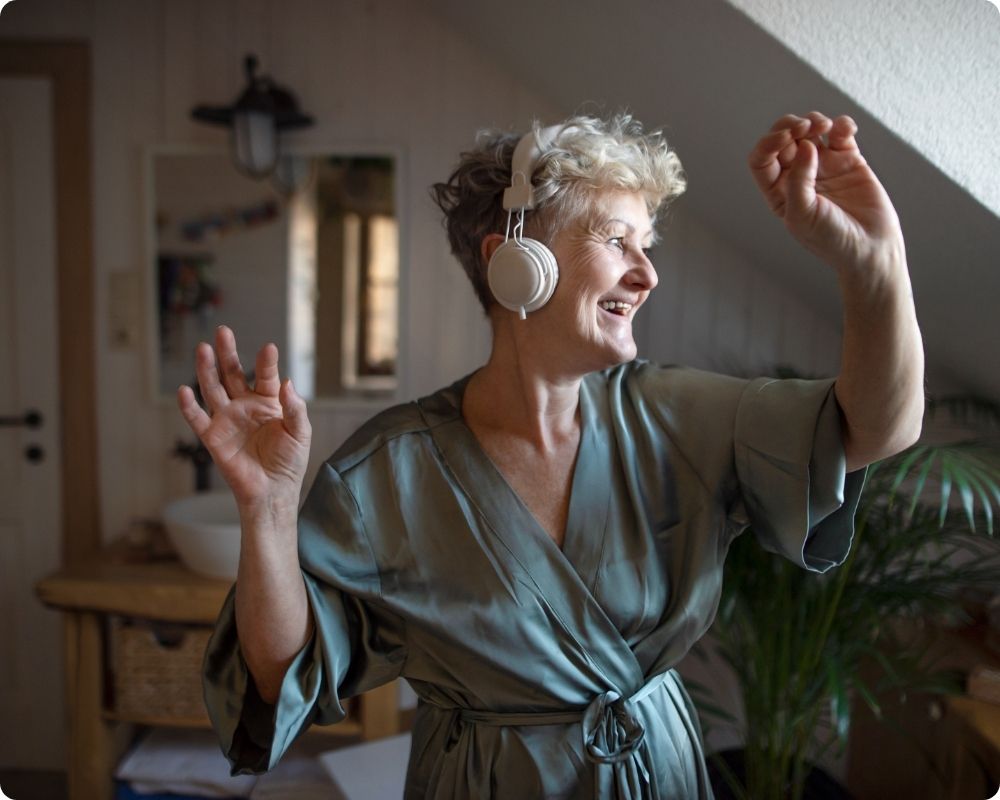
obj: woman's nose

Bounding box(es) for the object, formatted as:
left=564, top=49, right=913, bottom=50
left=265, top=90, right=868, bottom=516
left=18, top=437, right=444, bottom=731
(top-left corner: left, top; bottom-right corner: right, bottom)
left=626, top=252, right=658, bottom=292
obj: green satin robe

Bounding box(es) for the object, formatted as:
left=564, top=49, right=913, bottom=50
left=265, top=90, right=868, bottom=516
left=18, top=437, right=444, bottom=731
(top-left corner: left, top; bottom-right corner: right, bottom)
left=203, top=360, right=867, bottom=799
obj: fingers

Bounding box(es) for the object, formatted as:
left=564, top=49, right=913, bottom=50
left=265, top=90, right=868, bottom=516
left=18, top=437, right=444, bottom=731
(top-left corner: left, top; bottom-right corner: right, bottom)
left=215, top=325, right=250, bottom=398
left=785, top=138, right=818, bottom=221
left=176, top=384, right=211, bottom=438
left=212, top=325, right=282, bottom=399
left=751, top=113, right=821, bottom=164
left=768, top=113, right=811, bottom=133
left=254, top=342, right=282, bottom=397
left=827, top=115, right=859, bottom=151
left=748, top=117, right=810, bottom=197
left=803, top=111, right=833, bottom=147
left=278, top=378, right=312, bottom=443
left=191, top=326, right=282, bottom=419
left=749, top=111, right=853, bottom=209
left=194, top=340, right=231, bottom=414
left=751, top=118, right=808, bottom=165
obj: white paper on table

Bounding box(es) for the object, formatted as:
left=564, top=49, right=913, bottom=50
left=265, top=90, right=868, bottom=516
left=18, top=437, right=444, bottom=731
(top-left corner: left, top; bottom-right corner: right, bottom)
left=250, top=748, right=344, bottom=800
left=317, top=733, right=412, bottom=800
left=114, top=727, right=257, bottom=798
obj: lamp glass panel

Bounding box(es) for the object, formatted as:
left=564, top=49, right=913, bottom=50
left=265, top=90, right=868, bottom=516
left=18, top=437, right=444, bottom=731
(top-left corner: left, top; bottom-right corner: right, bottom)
left=232, top=111, right=277, bottom=176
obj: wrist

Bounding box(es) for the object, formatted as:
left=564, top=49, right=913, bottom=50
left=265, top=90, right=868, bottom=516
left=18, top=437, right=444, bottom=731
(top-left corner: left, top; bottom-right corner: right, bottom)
left=834, top=238, right=907, bottom=288
left=238, top=494, right=300, bottom=530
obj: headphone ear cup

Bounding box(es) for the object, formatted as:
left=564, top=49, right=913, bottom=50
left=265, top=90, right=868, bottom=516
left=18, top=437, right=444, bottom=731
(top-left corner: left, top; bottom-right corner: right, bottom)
left=487, top=238, right=559, bottom=315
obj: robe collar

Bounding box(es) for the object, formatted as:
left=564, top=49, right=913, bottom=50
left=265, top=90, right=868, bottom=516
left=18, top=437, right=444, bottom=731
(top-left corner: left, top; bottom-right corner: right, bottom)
left=417, top=371, right=642, bottom=692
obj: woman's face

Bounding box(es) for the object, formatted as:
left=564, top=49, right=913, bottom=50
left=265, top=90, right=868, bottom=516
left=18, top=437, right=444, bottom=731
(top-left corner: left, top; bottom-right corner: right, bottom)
left=542, top=191, right=658, bottom=372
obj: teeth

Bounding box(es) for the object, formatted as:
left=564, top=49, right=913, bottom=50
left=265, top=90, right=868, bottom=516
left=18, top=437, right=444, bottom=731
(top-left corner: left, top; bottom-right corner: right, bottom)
left=600, top=300, right=633, bottom=313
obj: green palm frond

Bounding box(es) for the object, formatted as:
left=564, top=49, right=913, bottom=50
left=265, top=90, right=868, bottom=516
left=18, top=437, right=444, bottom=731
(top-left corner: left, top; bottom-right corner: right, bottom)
left=696, top=391, right=1000, bottom=800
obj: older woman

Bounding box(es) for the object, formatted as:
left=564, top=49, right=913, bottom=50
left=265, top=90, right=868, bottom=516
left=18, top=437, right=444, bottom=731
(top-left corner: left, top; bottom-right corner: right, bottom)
left=181, top=111, right=923, bottom=798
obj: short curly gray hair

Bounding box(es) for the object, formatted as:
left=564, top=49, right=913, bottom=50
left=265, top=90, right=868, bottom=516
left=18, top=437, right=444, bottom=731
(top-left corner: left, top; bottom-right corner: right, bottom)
left=431, top=112, right=687, bottom=314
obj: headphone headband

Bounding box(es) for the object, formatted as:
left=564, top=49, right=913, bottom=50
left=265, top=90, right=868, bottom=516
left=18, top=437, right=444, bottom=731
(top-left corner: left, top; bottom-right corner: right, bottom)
left=502, top=124, right=569, bottom=211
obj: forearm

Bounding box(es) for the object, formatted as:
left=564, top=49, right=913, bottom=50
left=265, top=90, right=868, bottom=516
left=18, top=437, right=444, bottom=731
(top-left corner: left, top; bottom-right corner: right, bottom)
left=234, top=502, right=314, bottom=705
left=834, top=247, right=925, bottom=471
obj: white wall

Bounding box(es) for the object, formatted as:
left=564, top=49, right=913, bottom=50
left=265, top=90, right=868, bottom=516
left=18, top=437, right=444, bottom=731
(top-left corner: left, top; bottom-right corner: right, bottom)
left=636, top=205, right=841, bottom=378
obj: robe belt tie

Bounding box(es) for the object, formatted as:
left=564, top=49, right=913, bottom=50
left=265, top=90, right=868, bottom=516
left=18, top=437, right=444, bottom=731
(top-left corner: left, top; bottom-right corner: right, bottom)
left=447, top=671, right=671, bottom=795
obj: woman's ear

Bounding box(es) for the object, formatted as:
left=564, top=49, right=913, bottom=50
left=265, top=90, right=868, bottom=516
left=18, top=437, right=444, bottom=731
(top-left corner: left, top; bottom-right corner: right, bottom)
left=480, top=233, right=507, bottom=266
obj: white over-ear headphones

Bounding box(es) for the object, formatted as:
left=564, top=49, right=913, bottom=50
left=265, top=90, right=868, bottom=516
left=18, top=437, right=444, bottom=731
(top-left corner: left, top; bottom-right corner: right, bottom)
left=487, top=125, right=568, bottom=320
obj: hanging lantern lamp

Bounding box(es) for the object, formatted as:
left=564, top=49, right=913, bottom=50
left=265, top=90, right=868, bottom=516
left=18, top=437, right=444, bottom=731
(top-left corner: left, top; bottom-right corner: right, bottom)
left=190, top=54, right=314, bottom=179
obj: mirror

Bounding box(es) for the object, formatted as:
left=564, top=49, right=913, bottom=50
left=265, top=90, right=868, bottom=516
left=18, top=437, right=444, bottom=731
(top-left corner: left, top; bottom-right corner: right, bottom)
left=147, top=147, right=400, bottom=402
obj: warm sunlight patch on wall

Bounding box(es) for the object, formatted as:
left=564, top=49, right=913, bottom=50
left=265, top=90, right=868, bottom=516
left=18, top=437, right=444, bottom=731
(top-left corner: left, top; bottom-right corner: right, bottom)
left=287, top=186, right=318, bottom=399
left=364, top=215, right=399, bottom=377
left=339, top=210, right=399, bottom=392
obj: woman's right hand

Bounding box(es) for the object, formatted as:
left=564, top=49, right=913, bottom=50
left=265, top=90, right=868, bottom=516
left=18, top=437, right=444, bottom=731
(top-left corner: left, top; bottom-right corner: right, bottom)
left=176, top=325, right=312, bottom=515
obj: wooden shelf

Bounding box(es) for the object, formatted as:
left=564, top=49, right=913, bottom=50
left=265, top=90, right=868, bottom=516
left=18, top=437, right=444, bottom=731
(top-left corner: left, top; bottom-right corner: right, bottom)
left=36, top=539, right=231, bottom=623
left=102, top=712, right=213, bottom=729
left=101, top=710, right=365, bottom=738
left=39, top=538, right=401, bottom=800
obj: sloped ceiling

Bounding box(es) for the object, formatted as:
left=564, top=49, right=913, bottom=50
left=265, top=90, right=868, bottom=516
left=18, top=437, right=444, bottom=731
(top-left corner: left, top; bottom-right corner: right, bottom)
left=421, top=0, right=1000, bottom=399
left=729, top=0, right=1000, bottom=217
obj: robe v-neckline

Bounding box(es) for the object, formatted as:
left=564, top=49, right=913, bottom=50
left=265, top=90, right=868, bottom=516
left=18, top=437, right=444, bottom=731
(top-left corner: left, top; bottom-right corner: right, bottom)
left=419, top=371, right=646, bottom=694
left=425, top=371, right=613, bottom=595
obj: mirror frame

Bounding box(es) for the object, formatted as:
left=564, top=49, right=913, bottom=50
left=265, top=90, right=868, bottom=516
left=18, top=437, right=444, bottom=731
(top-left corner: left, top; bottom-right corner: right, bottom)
left=143, top=142, right=409, bottom=411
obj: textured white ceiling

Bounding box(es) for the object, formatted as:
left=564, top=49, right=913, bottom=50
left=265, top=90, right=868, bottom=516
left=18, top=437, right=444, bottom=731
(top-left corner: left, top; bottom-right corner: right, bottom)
left=727, top=0, right=1000, bottom=217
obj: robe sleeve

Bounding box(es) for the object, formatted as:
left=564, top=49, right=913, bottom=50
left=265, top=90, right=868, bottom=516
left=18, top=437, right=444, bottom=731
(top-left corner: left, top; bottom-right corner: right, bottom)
left=202, top=462, right=407, bottom=775
left=730, top=376, right=867, bottom=573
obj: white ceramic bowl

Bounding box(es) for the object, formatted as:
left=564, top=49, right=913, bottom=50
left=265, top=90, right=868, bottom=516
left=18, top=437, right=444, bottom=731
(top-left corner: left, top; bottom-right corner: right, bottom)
left=162, top=491, right=242, bottom=580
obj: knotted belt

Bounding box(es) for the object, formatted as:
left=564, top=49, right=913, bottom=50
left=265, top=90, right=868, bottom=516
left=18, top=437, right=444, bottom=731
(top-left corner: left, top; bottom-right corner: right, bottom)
left=439, top=670, right=670, bottom=798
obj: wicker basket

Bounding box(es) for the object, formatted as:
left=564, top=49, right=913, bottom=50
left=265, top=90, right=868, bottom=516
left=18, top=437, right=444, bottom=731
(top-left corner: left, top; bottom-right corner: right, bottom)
left=111, top=619, right=213, bottom=720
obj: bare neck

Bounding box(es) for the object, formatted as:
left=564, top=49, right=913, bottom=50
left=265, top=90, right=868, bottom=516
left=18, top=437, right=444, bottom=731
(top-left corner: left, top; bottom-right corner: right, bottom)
left=462, top=326, right=582, bottom=452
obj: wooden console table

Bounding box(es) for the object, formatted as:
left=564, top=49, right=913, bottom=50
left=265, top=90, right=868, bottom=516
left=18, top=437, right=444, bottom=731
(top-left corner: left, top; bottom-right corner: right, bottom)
left=36, top=539, right=400, bottom=800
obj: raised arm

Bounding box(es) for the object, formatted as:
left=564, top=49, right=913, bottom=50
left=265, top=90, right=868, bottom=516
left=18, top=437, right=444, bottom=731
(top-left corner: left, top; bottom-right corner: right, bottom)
left=748, top=111, right=925, bottom=471
left=177, top=325, right=314, bottom=703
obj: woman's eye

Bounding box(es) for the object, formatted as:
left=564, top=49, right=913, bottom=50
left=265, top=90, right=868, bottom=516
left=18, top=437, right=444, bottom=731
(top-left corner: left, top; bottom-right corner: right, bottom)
left=608, top=237, right=625, bottom=252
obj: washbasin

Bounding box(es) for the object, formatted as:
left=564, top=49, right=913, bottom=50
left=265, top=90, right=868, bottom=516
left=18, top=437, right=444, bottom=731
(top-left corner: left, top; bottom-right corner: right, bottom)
left=162, top=491, right=242, bottom=580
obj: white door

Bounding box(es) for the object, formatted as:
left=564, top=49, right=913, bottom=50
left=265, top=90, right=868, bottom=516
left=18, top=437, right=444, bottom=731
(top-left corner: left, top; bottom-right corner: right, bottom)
left=0, top=77, right=65, bottom=770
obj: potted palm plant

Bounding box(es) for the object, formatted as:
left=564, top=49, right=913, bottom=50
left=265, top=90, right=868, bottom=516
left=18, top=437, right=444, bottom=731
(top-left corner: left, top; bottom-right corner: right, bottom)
left=688, top=388, right=1000, bottom=800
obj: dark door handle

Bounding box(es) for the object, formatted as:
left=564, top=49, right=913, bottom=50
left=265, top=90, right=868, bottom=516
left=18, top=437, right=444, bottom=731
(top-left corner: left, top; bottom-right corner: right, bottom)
left=0, top=409, right=42, bottom=429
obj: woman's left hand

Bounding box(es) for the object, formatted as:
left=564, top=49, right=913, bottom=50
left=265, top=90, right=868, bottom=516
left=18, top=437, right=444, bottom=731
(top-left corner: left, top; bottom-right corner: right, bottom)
left=748, top=111, right=904, bottom=275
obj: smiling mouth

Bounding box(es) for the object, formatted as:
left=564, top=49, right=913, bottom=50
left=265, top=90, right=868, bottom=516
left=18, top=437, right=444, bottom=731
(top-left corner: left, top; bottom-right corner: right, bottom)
left=598, top=300, right=634, bottom=317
